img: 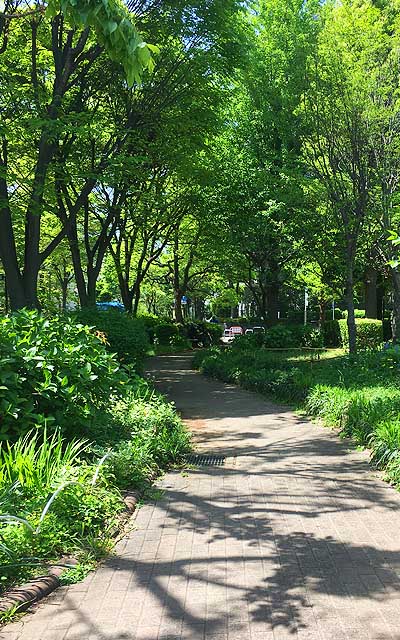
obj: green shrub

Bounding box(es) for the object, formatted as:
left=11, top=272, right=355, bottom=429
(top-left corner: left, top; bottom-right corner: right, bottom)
left=0, top=378, right=191, bottom=596
left=0, top=310, right=128, bottom=441
left=322, top=320, right=341, bottom=347
left=231, top=333, right=264, bottom=350
left=154, top=322, right=179, bottom=345
left=204, top=322, right=223, bottom=344
left=338, top=318, right=383, bottom=350
left=138, top=313, right=161, bottom=344
left=263, top=324, right=322, bottom=349
left=264, top=325, right=300, bottom=348
left=74, top=309, right=149, bottom=369
left=182, top=321, right=222, bottom=346
left=107, top=389, right=191, bottom=488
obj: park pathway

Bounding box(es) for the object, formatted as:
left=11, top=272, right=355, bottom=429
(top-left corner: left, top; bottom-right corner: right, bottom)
left=3, top=353, right=400, bottom=640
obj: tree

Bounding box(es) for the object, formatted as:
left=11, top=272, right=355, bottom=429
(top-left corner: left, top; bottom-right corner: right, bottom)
left=302, top=0, right=384, bottom=351
left=0, top=0, right=154, bottom=310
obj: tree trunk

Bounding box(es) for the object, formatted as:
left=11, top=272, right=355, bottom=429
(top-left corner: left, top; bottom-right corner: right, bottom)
left=318, top=299, right=326, bottom=326
left=174, top=290, right=184, bottom=323
left=364, top=266, right=377, bottom=319
left=67, top=226, right=89, bottom=308
left=0, top=200, right=26, bottom=310
left=266, top=283, right=280, bottom=326
left=377, top=275, right=385, bottom=321
left=391, top=269, right=400, bottom=343
left=85, top=269, right=97, bottom=308
left=132, top=281, right=141, bottom=316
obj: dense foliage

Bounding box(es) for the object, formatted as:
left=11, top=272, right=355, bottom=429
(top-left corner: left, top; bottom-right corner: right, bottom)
left=0, top=311, right=127, bottom=441
left=75, top=310, right=149, bottom=370
left=3, top=0, right=400, bottom=355
left=338, top=319, right=383, bottom=351
left=0, top=311, right=190, bottom=599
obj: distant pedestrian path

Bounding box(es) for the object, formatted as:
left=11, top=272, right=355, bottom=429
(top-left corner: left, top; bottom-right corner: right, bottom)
left=3, top=353, right=400, bottom=640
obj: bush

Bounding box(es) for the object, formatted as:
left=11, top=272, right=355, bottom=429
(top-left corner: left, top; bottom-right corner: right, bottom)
left=231, top=334, right=263, bottom=350
left=263, top=324, right=323, bottom=349
left=138, top=313, right=162, bottom=344
left=108, top=388, right=191, bottom=488
left=0, top=378, right=191, bottom=596
left=338, top=318, right=383, bottom=350
left=74, top=309, right=149, bottom=370
left=154, top=322, right=179, bottom=345
left=322, top=320, right=341, bottom=347
left=182, top=321, right=222, bottom=346
left=263, top=324, right=300, bottom=348
left=0, top=310, right=128, bottom=441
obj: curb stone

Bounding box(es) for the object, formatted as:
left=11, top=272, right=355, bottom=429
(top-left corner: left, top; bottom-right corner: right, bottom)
left=0, top=490, right=141, bottom=619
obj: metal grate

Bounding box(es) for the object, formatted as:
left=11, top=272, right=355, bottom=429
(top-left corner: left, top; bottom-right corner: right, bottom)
left=185, top=453, right=226, bottom=467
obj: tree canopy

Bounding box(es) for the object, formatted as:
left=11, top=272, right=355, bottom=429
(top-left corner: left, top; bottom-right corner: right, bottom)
left=2, top=0, right=400, bottom=351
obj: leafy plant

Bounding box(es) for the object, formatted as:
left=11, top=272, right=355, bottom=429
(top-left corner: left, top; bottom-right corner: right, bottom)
left=338, top=319, right=383, bottom=351
left=154, top=322, right=179, bottom=345
left=74, top=309, right=149, bottom=371
left=0, top=310, right=128, bottom=441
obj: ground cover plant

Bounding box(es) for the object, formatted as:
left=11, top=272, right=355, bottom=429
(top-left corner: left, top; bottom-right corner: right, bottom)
left=194, top=343, right=400, bottom=487
left=0, top=311, right=191, bottom=605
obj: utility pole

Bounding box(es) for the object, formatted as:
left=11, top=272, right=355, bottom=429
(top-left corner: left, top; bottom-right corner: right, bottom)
left=304, top=288, right=308, bottom=325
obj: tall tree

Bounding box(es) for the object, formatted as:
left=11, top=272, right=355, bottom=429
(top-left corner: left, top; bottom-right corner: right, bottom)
left=0, top=0, right=154, bottom=310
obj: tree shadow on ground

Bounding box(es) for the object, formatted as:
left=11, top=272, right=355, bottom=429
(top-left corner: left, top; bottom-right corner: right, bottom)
left=54, top=458, right=400, bottom=640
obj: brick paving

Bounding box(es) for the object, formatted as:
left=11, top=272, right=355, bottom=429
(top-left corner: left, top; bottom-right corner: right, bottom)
left=3, top=353, right=400, bottom=639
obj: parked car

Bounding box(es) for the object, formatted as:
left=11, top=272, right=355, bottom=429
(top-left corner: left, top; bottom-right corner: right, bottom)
left=252, top=326, right=265, bottom=333
left=221, top=325, right=244, bottom=344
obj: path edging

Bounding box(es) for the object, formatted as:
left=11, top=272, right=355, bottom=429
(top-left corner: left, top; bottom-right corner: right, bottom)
left=0, top=491, right=141, bottom=619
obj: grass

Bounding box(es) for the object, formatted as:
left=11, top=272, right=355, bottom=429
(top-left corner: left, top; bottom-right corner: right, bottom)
left=0, top=379, right=191, bottom=603
left=193, top=345, right=400, bottom=488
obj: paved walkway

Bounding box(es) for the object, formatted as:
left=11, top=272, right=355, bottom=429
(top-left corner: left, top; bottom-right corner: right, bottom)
left=3, top=353, right=400, bottom=640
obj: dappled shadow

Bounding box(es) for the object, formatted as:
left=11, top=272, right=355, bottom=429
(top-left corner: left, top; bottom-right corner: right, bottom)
left=6, top=353, right=400, bottom=640
left=50, top=467, right=400, bottom=639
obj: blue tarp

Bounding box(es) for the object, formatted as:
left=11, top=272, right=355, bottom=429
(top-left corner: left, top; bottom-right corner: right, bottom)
left=96, top=301, right=125, bottom=311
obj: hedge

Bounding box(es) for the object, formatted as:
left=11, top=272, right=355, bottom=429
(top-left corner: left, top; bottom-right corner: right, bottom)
left=74, top=309, right=149, bottom=371
left=338, top=318, right=383, bottom=350
left=322, top=320, right=341, bottom=347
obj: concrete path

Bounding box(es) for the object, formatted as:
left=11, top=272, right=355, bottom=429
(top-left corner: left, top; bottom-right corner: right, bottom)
left=3, top=353, right=400, bottom=640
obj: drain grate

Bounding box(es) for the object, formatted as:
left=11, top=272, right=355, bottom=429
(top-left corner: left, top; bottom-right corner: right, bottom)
left=185, top=453, right=226, bottom=467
